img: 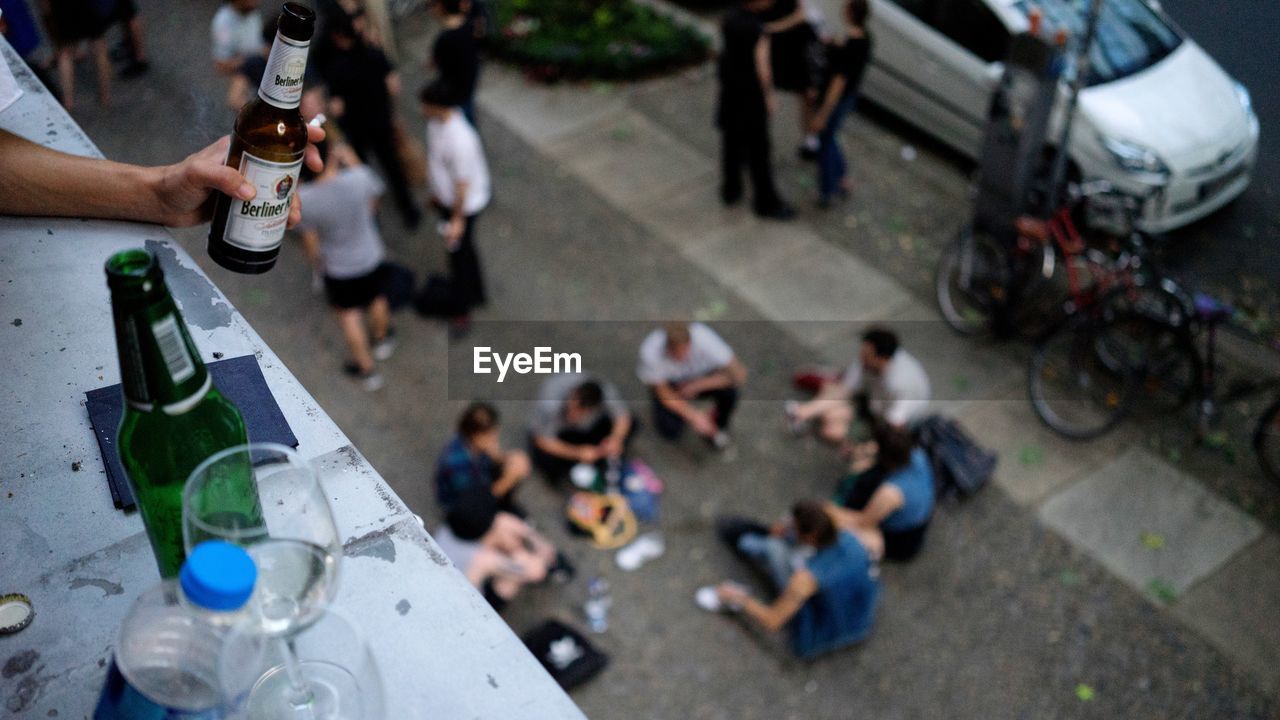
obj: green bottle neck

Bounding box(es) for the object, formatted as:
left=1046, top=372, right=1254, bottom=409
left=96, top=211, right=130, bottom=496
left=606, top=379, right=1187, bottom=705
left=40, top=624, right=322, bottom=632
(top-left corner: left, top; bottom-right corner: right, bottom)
left=107, top=250, right=211, bottom=413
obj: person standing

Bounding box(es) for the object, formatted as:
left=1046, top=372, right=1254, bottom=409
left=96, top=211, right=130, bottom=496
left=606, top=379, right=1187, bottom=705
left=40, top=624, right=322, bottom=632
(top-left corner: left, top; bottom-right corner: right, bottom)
left=316, top=15, right=422, bottom=229
left=638, top=322, right=747, bottom=450
left=430, top=0, right=481, bottom=126
left=102, top=0, right=149, bottom=78
left=45, top=0, right=112, bottom=109
left=210, top=0, right=264, bottom=77
left=810, top=0, right=871, bottom=207
left=420, top=80, right=490, bottom=333
left=717, top=0, right=793, bottom=220
left=294, top=137, right=396, bottom=392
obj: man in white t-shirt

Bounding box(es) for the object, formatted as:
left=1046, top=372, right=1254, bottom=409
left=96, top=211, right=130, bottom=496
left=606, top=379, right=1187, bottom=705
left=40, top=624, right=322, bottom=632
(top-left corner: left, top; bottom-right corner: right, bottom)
left=420, top=79, right=491, bottom=333
left=638, top=322, right=747, bottom=449
left=211, top=0, right=264, bottom=76
left=787, top=327, right=930, bottom=443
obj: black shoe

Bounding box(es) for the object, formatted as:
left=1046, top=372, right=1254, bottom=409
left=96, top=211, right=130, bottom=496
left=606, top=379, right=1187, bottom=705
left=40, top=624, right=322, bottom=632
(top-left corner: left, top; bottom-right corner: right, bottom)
left=798, top=145, right=819, bottom=162
left=481, top=579, right=508, bottom=613
left=118, top=60, right=149, bottom=79
left=755, top=203, right=796, bottom=221
left=721, top=189, right=743, bottom=207
left=548, top=551, right=576, bottom=584
left=403, top=207, right=423, bottom=232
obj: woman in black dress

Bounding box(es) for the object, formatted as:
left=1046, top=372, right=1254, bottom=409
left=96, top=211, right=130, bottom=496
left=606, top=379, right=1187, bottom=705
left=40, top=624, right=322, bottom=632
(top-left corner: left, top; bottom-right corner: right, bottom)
left=759, top=0, right=822, bottom=159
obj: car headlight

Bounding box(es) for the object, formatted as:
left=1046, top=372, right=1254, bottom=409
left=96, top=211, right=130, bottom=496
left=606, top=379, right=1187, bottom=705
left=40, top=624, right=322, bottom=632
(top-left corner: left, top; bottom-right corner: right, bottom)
left=1101, top=136, right=1170, bottom=181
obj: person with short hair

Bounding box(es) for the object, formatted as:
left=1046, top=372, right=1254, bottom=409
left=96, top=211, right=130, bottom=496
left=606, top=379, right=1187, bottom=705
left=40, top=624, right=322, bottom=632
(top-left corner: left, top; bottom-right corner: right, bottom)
left=430, top=0, right=481, bottom=126
left=829, top=423, right=935, bottom=561
left=435, top=402, right=530, bottom=517
left=713, top=500, right=880, bottom=659
left=529, top=373, right=634, bottom=480
left=295, top=133, right=396, bottom=392
left=787, top=326, right=930, bottom=443
left=419, top=79, right=491, bottom=333
left=210, top=0, right=264, bottom=77
left=638, top=322, right=747, bottom=450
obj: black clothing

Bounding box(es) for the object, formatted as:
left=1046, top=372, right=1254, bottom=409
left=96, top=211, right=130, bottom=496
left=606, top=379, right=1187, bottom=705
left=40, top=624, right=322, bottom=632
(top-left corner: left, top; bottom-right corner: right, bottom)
left=529, top=415, right=617, bottom=481
left=651, top=386, right=739, bottom=440
left=717, top=8, right=785, bottom=215
left=323, top=264, right=388, bottom=310
left=824, top=36, right=872, bottom=99
left=433, top=24, right=480, bottom=105
left=237, top=55, right=267, bottom=88
left=836, top=466, right=928, bottom=562
left=759, top=0, right=818, bottom=93
left=434, top=205, right=488, bottom=313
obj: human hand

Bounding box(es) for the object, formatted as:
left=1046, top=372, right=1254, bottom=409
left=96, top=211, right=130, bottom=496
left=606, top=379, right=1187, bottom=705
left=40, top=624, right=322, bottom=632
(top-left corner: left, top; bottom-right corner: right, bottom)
left=577, top=446, right=600, bottom=465
left=505, top=450, right=531, bottom=479
left=715, top=582, right=748, bottom=610
left=769, top=519, right=791, bottom=538
left=150, top=125, right=325, bottom=228
left=678, top=380, right=702, bottom=400
left=766, top=92, right=778, bottom=116
left=599, top=436, right=624, bottom=458
left=690, top=411, right=718, bottom=438
left=443, top=216, right=465, bottom=250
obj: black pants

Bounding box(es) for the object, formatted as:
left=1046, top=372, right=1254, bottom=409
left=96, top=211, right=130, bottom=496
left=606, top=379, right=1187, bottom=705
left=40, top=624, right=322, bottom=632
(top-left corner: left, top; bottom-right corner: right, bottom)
left=837, top=467, right=929, bottom=562
left=652, top=385, right=739, bottom=439
left=530, top=415, right=622, bottom=480
left=344, top=117, right=421, bottom=226
left=718, top=99, right=782, bottom=213
left=435, top=207, right=487, bottom=312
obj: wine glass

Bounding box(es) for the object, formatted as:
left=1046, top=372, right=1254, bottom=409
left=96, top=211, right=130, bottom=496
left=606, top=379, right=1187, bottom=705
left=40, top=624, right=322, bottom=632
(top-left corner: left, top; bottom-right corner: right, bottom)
left=185, top=443, right=360, bottom=718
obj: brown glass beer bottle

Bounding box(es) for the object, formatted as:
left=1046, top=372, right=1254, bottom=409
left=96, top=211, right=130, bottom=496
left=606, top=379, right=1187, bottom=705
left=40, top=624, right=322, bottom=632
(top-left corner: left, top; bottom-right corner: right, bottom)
left=207, top=3, right=315, bottom=274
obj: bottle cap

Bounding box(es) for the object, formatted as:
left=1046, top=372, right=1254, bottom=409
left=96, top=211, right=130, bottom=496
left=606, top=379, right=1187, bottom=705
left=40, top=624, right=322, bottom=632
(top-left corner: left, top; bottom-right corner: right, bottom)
left=278, top=2, right=316, bottom=42
left=180, top=541, right=257, bottom=611
left=0, top=594, right=34, bottom=634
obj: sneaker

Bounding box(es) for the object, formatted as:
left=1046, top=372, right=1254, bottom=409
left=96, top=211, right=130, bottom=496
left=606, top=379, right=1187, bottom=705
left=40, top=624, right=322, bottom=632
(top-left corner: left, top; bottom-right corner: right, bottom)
left=784, top=400, right=808, bottom=436
left=615, top=532, right=665, bottom=572
left=372, top=329, right=398, bottom=361
left=710, top=431, right=732, bottom=451
left=755, top=203, right=796, bottom=221
left=343, top=363, right=384, bottom=392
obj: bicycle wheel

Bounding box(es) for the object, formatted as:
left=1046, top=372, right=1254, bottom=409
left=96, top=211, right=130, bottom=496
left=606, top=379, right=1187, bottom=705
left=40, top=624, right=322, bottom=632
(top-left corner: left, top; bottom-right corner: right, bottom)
left=1094, top=289, right=1200, bottom=415
left=1254, top=397, right=1280, bottom=483
left=1029, top=314, right=1135, bottom=439
left=935, top=224, right=1008, bottom=336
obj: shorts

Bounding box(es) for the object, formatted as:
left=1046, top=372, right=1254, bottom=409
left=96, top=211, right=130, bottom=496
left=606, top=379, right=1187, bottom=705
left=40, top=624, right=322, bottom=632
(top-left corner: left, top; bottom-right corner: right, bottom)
left=324, top=264, right=387, bottom=310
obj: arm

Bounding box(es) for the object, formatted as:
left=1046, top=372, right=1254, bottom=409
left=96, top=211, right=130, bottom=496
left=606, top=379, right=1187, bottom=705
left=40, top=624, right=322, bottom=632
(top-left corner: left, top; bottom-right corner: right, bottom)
left=763, top=4, right=807, bottom=34
left=721, top=570, right=818, bottom=634
left=827, top=483, right=904, bottom=530
left=0, top=128, right=323, bottom=227
left=443, top=179, right=470, bottom=248
left=226, top=74, right=251, bottom=111
left=681, top=358, right=747, bottom=397
left=809, top=76, right=847, bottom=133
left=490, top=450, right=530, bottom=498
left=298, top=228, right=321, bottom=267
left=532, top=433, right=598, bottom=464
left=385, top=70, right=401, bottom=99
left=754, top=34, right=775, bottom=114
left=599, top=412, right=632, bottom=457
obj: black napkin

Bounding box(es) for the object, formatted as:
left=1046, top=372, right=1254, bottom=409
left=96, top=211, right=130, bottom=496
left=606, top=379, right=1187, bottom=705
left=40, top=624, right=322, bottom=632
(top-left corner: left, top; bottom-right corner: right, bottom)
left=85, top=355, right=298, bottom=510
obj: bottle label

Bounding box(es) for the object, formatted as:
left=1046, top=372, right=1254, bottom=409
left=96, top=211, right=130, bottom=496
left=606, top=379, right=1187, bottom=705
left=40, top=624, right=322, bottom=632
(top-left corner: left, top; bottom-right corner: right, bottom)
left=221, top=152, right=302, bottom=252
left=151, top=314, right=196, bottom=384
left=257, top=34, right=309, bottom=109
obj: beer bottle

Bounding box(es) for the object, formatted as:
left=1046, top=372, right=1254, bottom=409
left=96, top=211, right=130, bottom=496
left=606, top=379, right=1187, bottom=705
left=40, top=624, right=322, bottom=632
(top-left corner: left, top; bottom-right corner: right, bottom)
left=207, top=2, right=316, bottom=274
left=106, top=249, right=263, bottom=577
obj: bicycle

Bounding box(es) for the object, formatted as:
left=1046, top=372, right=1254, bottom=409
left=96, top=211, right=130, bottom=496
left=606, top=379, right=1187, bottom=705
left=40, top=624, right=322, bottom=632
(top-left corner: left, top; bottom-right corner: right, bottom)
left=935, top=182, right=1170, bottom=340
left=1030, top=289, right=1280, bottom=482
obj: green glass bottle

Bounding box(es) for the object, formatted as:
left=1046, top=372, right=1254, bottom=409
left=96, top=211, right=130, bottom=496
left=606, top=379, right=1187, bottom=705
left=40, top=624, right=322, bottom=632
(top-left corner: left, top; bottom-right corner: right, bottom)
left=106, top=249, right=262, bottom=578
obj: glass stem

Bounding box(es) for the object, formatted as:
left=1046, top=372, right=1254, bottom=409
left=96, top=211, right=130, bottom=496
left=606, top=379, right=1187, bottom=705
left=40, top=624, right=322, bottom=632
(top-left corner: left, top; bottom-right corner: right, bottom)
left=279, top=636, right=315, bottom=715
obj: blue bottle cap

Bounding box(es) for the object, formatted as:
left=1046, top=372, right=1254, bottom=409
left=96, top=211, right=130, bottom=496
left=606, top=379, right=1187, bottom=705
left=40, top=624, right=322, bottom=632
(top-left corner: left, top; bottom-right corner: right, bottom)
left=179, top=541, right=257, bottom=611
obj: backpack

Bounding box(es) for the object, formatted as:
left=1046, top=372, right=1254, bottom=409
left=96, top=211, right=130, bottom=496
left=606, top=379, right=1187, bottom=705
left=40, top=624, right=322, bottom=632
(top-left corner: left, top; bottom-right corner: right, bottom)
left=521, top=620, right=608, bottom=690
left=914, top=415, right=998, bottom=499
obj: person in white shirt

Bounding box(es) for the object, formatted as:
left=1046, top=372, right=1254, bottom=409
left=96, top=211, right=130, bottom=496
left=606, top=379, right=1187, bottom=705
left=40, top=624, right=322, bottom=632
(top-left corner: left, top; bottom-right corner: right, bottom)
left=211, top=0, right=264, bottom=77
left=420, top=79, right=491, bottom=331
left=787, top=327, right=930, bottom=443
left=638, top=322, right=748, bottom=450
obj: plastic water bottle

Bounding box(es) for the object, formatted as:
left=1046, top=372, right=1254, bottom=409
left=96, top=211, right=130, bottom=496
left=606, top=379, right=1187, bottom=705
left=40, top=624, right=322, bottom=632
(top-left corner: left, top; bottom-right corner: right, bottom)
left=583, top=577, right=612, bottom=634
left=94, top=541, right=264, bottom=720
left=604, top=458, right=623, bottom=495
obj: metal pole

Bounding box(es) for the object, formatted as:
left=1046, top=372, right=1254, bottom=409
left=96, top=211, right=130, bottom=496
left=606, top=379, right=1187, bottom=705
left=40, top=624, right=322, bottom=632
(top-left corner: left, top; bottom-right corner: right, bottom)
left=1047, top=0, right=1103, bottom=207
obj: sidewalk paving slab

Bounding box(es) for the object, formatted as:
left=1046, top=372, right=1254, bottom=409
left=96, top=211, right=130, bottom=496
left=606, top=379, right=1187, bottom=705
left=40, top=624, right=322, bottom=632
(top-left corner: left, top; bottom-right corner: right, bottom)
left=1172, top=534, right=1280, bottom=696
left=477, top=70, right=630, bottom=148
left=1039, top=446, right=1265, bottom=597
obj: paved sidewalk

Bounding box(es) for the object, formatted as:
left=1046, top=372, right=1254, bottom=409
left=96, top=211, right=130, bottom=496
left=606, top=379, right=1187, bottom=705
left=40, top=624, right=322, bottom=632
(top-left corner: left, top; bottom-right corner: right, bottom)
left=476, top=57, right=1280, bottom=699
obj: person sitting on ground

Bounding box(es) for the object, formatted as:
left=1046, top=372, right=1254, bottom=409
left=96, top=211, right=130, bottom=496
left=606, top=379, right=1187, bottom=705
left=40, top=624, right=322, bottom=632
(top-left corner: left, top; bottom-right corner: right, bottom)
left=787, top=326, right=930, bottom=444
left=638, top=321, right=747, bottom=450
left=211, top=0, right=264, bottom=77
left=713, top=500, right=880, bottom=659
left=294, top=131, right=396, bottom=392
left=828, top=423, right=935, bottom=562
left=435, top=402, right=530, bottom=517
left=529, top=373, right=634, bottom=482
left=432, top=484, right=567, bottom=611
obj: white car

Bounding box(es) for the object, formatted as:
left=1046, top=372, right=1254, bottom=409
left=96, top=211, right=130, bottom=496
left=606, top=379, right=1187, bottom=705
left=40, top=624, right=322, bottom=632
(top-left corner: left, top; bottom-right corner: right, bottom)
left=860, top=0, right=1260, bottom=232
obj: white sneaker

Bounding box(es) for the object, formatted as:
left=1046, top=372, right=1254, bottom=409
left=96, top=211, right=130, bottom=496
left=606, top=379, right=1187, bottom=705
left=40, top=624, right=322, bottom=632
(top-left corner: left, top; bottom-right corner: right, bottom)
left=711, top=431, right=732, bottom=451
left=616, top=532, right=665, bottom=572
left=784, top=400, right=807, bottom=436
left=372, top=330, right=398, bottom=361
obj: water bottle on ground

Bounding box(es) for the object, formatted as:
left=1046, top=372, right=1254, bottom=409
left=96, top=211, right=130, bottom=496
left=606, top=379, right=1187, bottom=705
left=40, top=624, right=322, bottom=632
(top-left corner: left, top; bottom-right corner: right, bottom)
left=604, top=458, right=623, bottom=495
left=94, top=541, right=264, bottom=719
left=583, top=577, right=612, bottom=634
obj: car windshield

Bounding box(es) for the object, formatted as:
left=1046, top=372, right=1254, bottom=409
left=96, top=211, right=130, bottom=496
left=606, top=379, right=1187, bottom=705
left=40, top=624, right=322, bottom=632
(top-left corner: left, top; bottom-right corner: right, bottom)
left=1015, top=0, right=1183, bottom=85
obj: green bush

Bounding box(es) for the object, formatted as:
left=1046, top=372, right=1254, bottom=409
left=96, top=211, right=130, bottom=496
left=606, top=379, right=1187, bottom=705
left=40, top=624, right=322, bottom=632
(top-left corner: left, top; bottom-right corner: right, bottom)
left=490, top=0, right=711, bottom=82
